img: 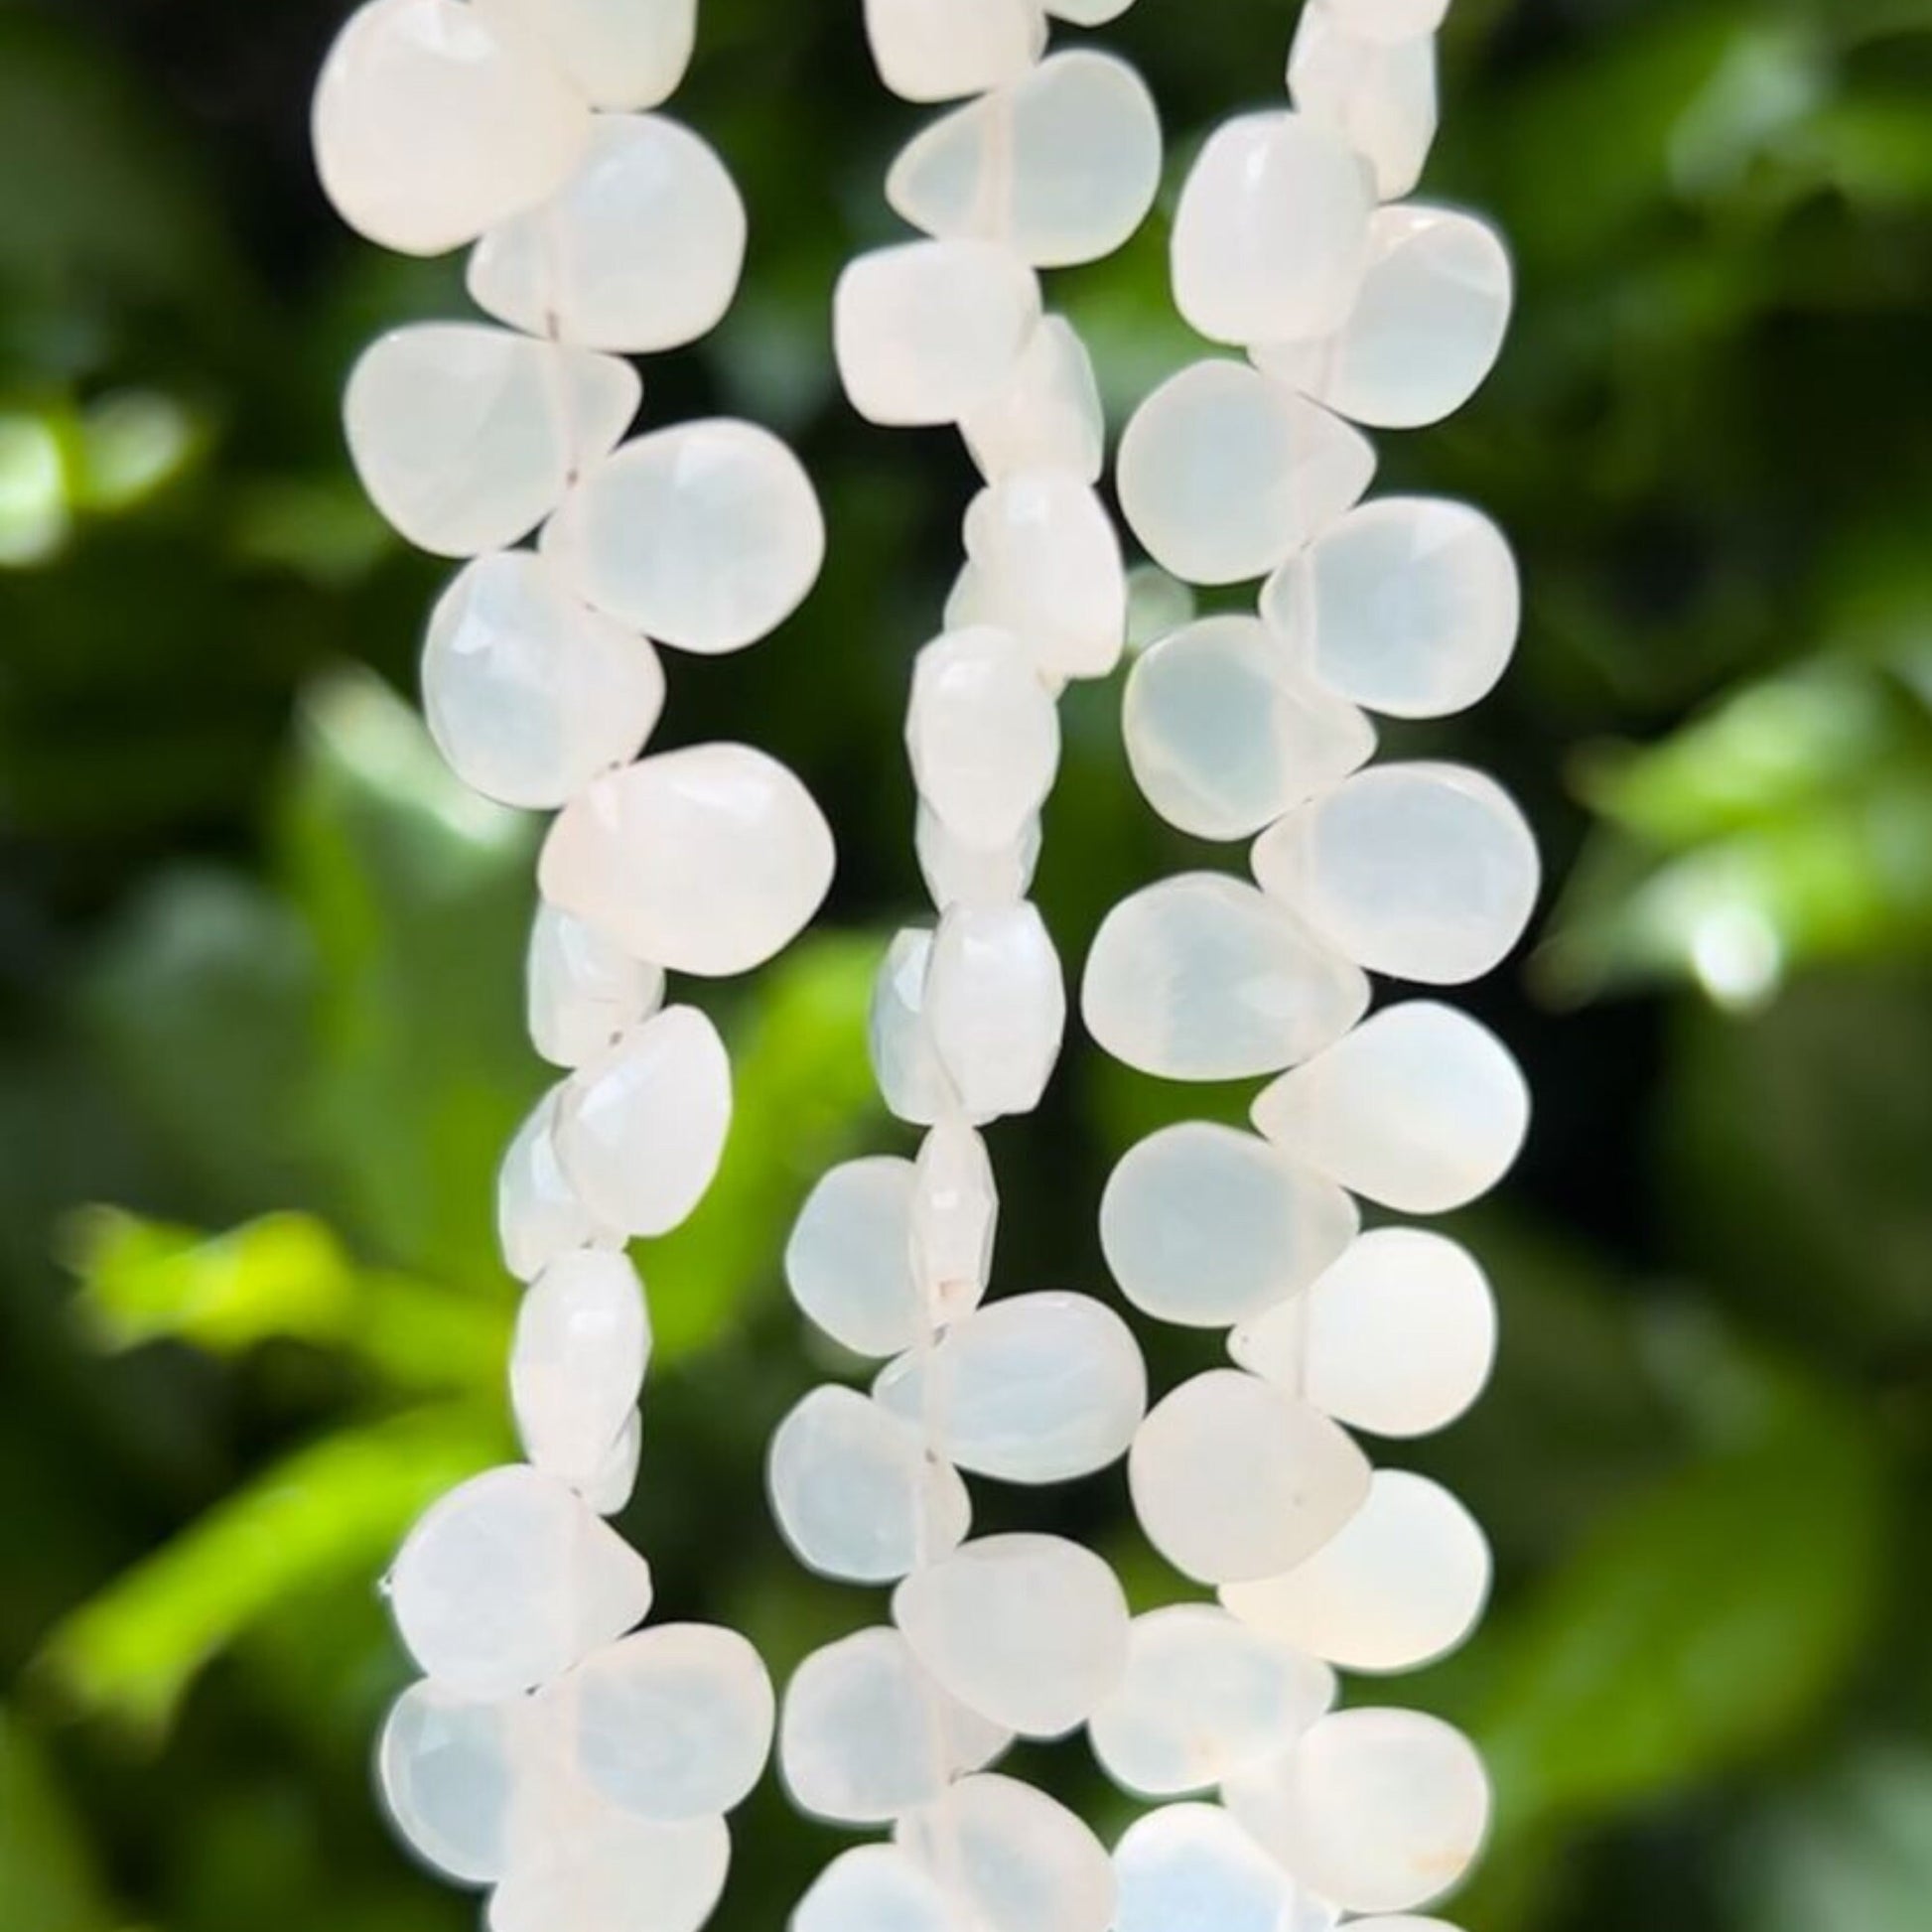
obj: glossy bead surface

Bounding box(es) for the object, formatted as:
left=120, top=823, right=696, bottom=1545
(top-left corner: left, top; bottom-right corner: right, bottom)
left=916, top=803, right=1041, bottom=910
left=486, top=1810, right=728, bottom=1932
left=474, top=0, right=697, bottom=111
left=1288, top=7, right=1438, bottom=202
left=869, top=926, right=960, bottom=1126
left=960, top=316, right=1104, bottom=485
left=793, top=1844, right=971, bottom=1932
left=527, top=903, right=664, bottom=1071
left=897, top=1774, right=1115, bottom=1932
left=926, top=901, right=1066, bottom=1119
left=496, top=1087, right=616, bottom=1282
left=1114, top=1802, right=1313, bottom=1932
left=510, top=1249, right=649, bottom=1483
left=963, top=477, right=1127, bottom=681
left=378, top=1680, right=526, bottom=1883
left=785, top=1156, right=924, bottom=1357
left=864, top=0, right=1048, bottom=104
left=909, top=1120, right=999, bottom=1321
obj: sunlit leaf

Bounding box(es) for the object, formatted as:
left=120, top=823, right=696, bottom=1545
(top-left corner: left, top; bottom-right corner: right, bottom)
left=0, top=1708, right=118, bottom=1932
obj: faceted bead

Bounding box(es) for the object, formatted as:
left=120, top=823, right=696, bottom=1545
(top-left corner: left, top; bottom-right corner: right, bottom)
left=1114, top=1803, right=1316, bottom=1932
left=1118, top=361, right=1374, bottom=586
left=893, top=1533, right=1131, bottom=1737
left=387, top=1465, right=653, bottom=1698
left=1288, top=7, right=1438, bottom=202
left=887, top=52, right=1162, bottom=269
left=863, top=0, right=1047, bottom=104
left=794, top=1844, right=974, bottom=1932
left=1229, top=1228, right=1497, bottom=1438
left=906, top=627, right=1061, bottom=849
left=1262, top=497, right=1519, bottom=720
left=917, top=802, right=1041, bottom=910
left=468, top=114, right=747, bottom=353
left=897, top=1774, right=1115, bottom=1932
left=944, top=560, right=997, bottom=631
left=962, top=476, right=1128, bottom=681
left=926, top=901, right=1066, bottom=1118
left=473, top=0, right=697, bottom=111
left=554, top=1007, right=732, bottom=1237
left=496, top=1086, right=619, bottom=1282
left=785, top=1156, right=925, bottom=1358
left=486, top=1810, right=729, bottom=1932
left=869, top=926, right=962, bottom=1126
left=579, top=1409, right=641, bottom=1515
left=378, top=1679, right=527, bottom=1883
left=874, top=1293, right=1147, bottom=1484
left=1327, top=0, right=1449, bottom=38
left=540, top=744, right=834, bottom=976
left=1251, top=1002, right=1530, bottom=1214
left=527, top=902, right=664, bottom=1071
left=1100, top=1122, right=1358, bottom=1328
left=1172, top=113, right=1373, bottom=346
left=1129, top=1370, right=1371, bottom=1586
left=768, top=1386, right=971, bottom=1583
left=313, top=0, right=590, bottom=256
left=345, top=326, right=637, bottom=557
left=960, top=317, right=1104, bottom=485
left=511, top=1249, right=649, bottom=1483
left=909, top=1120, right=999, bottom=1322
left=835, top=241, right=1042, bottom=427
left=1221, top=1471, right=1490, bottom=1674
left=422, top=552, right=664, bottom=809
left=1123, top=615, right=1374, bottom=839
left=541, top=419, right=825, bottom=653
left=1089, top=1606, right=1335, bottom=1798
left=1080, top=874, right=1368, bottom=1082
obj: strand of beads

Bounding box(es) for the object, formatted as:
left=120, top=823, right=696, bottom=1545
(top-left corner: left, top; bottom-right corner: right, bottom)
left=772, top=9, right=1161, bottom=1931
left=1082, top=3, right=1526, bottom=1927
left=313, top=6, right=833, bottom=1929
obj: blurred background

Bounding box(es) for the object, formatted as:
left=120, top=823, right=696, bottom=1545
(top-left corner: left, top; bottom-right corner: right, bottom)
left=2, top=0, right=1930, bottom=1927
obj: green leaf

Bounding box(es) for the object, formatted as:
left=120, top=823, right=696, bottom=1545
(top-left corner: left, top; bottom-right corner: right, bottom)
left=0, top=1708, right=119, bottom=1932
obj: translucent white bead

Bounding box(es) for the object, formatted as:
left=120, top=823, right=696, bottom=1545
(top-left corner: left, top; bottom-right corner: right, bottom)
left=579, top=1409, right=641, bottom=1515
left=1100, top=1123, right=1358, bottom=1328
left=1080, top=874, right=1368, bottom=1082
left=875, top=1293, right=1146, bottom=1484
left=1118, top=361, right=1374, bottom=586
left=768, top=1386, right=971, bottom=1583
left=1048, top=0, right=1136, bottom=20
left=540, top=744, right=835, bottom=977
left=496, top=1086, right=619, bottom=1282
left=313, top=0, right=590, bottom=256
left=1288, top=7, right=1438, bottom=202
left=917, top=802, right=1041, bottom=910
left=909, top=1120, right=998, bottom=1322
left=378, top=1679, right=527, bottom=1883
left=926, top=901, right=1066, bottom=1119
left=554, top=1006, right=732, bottom=1237
left=1114, top=1803, right=1314, bottom=1932
left=541, top=419, right=825, bottom=653
left=1130, top=1370, right=1370, bottom=1586
left=527, top=902, right=664, bottom=1071
left=1089, top=1606, right=1334, bottom=1798
left=511, top=1249, right=649, bottom=1483
left=1251, top=1002, right=1530, bottom=1214
left=1327, top=0, right=1450, bottom=39
left=887, top=52, right=1162, bottom=269
left=1221, top=1471, right=1490, bottom=1674
left=863, top=0, right=1048, bottom=104
left=869, top=926, right=962, bottom=1127
left=1261, top=497, right=1519, bottom=720
left=960, top=317, right=1104, bottom=485
left=1172, top=113, right=1373, bottom=346
left=944, top=560, right=998, bottom=632
left=346, top=327, right=637, bottom=558
left=487, top=1810, right=729, bottom=1932
left=785, top=1156, right=924, bottom=1357
left=388, top=1465, right=653, bottom=1698
left=907, top=627, right=1061, bottom=849
left=780, top=1627, right=1010, bottom=1825
left=893, top=1533, right=1130, bottom=1737
left=897, top=1774, right=1115, bottom=1932
left=1123, top=616, right=1375, bottom=840
left=962, top=476, right=1128, bottom=681
left=835, top=241, right=1042, bottom=428
left=473, top=0, right=697, bottom=111
left=793, top=1844, right=973, bottom=1932
left=468, top=115, right=747, bottom=353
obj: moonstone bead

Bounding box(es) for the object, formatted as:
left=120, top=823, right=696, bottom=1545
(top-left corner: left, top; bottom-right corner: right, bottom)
left=474, top=0, right=696, bottom=111
left=511, top=1249, right=649, bottom=1483
left=894, top=1533, right=1131, bottom=1737
left=1048, top=0, right=1136, bottom=20
left=1100, top=1123, right=1358, bottom=1328
left=768, top=1386, right=971, bottom=1583
left=1089, top=1606, right=1335, bottom=1797
left=910, top=1120, right=999, bottom=1321
left=1114, top=1804, right=1323, bottom=1932
left=785, top=1156, right=924, bottom=1357
left=1123, top=616, right=1375, bottom=839
left=527, top=903, right=665, bottom=1070
left=1130, top=1371, right=1371, bottom=1586
left=916, top=802, right=1042, bottom=909
left=388, top=1465, right=653, bottom=1699
left=313, top=0, right=590, bottom=256
left=926, top=901, right=1066, bottom=1118
left=378, top=1680, right=527, bottom=1883
left=1080, top=874, right=1368, bottom=1082
left=874, top=1293, right=1147, bottom=1483
left=1172, top=113, right=1373, bottom=346
left=1251, top=1003, right=1531, bottom=1214
left=1328, top=0, right=1449, bottom=38
left=580, top=1408, right=641, bottom=1515
left=863, top=0, right=1048, bottom=103
left=780, top=1628, right=1010, bottom=1825
left=1253, top=763, right=1540, bottom=984
left=907, top=627, right=1061, bottom=848
left=793, top=1845, right=972, bottom=1932
left=962, top=476, right=1128, bottom=680
left=960, top=317, right=1104, bottom=485
left=346, top=327, right=637, bottom=557
left=541, top=420, right=825, bottom=652
left=1221, top=1471, right=1490, bottom=1673
left=869, top=927, right=962, bottom=1126
left=1118, top=362, right=1374, bottom=585
left=897, top=1775, right=1115, bottom=1932
left=835, top=241, right=1042, bottom=427
left=1262, top=497, right=1519, bottom=719
left=887, top=52, right=1162, bottom=269
left=496, top=1087, right=619, bottom=1282
left=1288, top=6, right=1438, bottom=203
left=468, top=114, right=747, bottom=353
left=487, top=1811, right=729, bottom=1932
left=554, top=1007, right=732, bottom=1237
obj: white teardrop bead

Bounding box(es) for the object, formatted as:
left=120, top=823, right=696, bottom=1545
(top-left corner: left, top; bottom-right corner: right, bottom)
left=540, top=744, right=834, bottom=977
left=468, top=114, right=747, bottom=353
left=1288, top=6, right=1438, bottom=203
left=1229, top=1228, right=1497, bottom=1438
left=906, top=627, right=1061, bottom=849
left=917, top=802, right=1042, bottom=910
left=1172, top=112, right=1373, bottom=346
left=893, top=1533, right=1131, bottom=1737
left=888, top=52, right=1161, bottom=269
left=926, top=901, right=1067, bottom=1118
left=780, top=1627, right=1010, bottom=1825
left=793, top=1844, right=974, bottom=1932
left=1251, top=1003, right=1530, bottom=1214
left=1100, top=1122, right=1358, bottom=1328
left=554, top=1006, right=732, bottom=1237
left=768, top=1386, right=971, bottom=1583
left=541, top=419, right=825, bottom=653
left=345, top=327, right=636, bottom=558
left=313, top=0, right=590, bottom=257
left=869, top=926, right=963, bottom=1126
left=1118, top=361, right=1374, bottom=586
left=1221, top=1470, right=1490, bottom=1674
left=378, top=1680, right=529, bottom=1883
left=863, top=0, right=1047, bottom=103
left=1262, top=496, right=1519, bottom=720
left=960, top=317, right=1104, bottom=485
left=511, top=1249, right=649, bottom=1483
left=1124, top=615, right=1375, bottom=839
left=962, top=476, right=1128, bottom=681
left=496, top=1086, right=620, bottom=1282
left=874, top=1293, right=1147, bottom=1484
left=528, top=903, right=665, bottom=1071
left=1089, top=1605, right=1335, bottom=1798
left=388, top=1465, right=653, bottom=1699
left=1081, top=874, right=1368, bottom=1082
left=835, top=241, right=1042, bottom=427
left=785, top=1156, right=925, bottom=1357
left=1114, top=1803, right=1321, bottom=1932
left=487, top=1811, right=729, bottom=1932
left=1327, top=0, right=1449, bottom=38
left=579, top=1409, right=641, bottom=1515
left=473, top=0, right=696, bottom=111
left=910, top=1120, right=999, bottom=1322
left=1130, top=1370, right=1370, bottom=1586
